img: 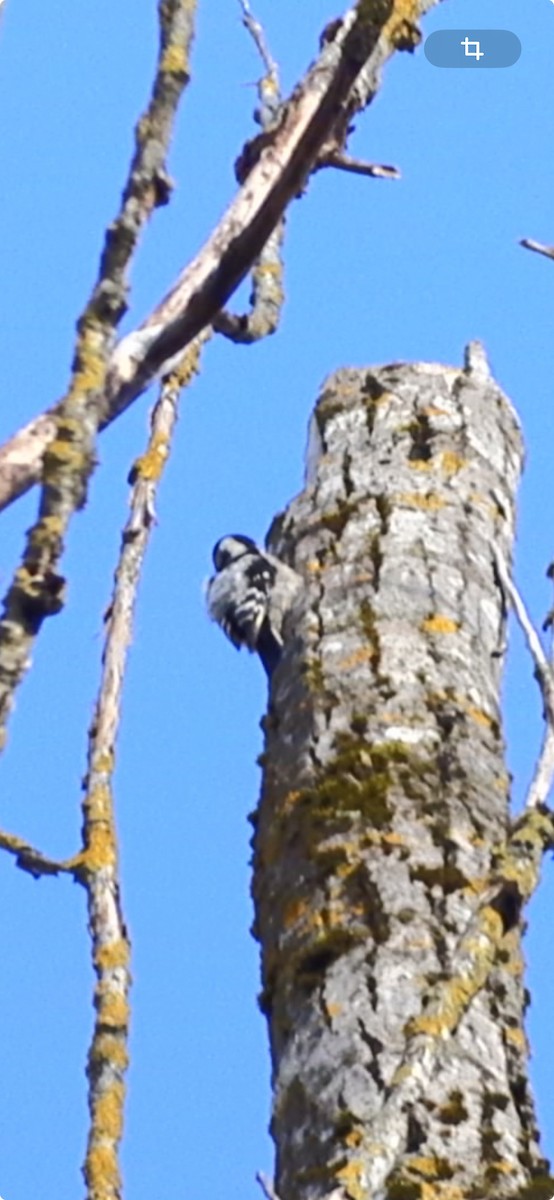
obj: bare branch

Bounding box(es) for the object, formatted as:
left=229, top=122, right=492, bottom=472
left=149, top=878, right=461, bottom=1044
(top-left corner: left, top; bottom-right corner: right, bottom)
left=492, top=545, right=554, bottom=808
left=520, top=237, right=554, bottom=262
left=215, top=1, right=285, bottom=343
left=0, top=0, right=196, bottom=752
left=238, top=0, right=279, bottom=80
left=213, top=222, right=285, bottom=344
left=527, top=722, right=554, bottom=811
left=0, top=829, right=71, bottom=878
left=0, top=0, right=433, bottom=513
left=317, top=149, right=400, bottom=178
left=491, top=547, right=553, bottom=710
left=80, top=337, right=206, bottom=1200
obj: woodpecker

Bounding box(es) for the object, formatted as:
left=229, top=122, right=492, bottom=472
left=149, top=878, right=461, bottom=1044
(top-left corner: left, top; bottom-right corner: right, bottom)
left=206, top=534, right=302, bottom=677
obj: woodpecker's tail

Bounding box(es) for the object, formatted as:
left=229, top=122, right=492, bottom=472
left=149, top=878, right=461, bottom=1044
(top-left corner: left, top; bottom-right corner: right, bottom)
left=256, top=619, right=283, bottom=678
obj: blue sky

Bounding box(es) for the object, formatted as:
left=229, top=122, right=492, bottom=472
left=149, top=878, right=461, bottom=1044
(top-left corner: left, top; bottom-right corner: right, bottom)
left=0, top=2, right=553, bottom=1197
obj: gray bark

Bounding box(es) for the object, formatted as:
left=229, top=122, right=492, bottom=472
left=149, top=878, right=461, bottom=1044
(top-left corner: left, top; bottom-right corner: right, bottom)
left=252, top=345, right=551, bottom=1200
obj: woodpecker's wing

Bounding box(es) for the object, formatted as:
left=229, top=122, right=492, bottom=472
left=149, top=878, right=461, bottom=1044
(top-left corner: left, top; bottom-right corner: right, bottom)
left=206, top=553, right=278, bottom=652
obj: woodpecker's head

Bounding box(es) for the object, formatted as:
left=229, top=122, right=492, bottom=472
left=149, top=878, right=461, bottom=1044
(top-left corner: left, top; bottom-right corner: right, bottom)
left=212, top=535, right=258, bottom=573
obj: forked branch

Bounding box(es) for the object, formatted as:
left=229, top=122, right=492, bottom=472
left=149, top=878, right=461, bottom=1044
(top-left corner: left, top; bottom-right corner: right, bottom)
left=0, top=0, right=433, bottom=516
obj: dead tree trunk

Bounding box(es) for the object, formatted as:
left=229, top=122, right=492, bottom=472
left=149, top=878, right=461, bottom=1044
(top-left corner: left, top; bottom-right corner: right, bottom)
left=252, top=344, right=551, bottom=1200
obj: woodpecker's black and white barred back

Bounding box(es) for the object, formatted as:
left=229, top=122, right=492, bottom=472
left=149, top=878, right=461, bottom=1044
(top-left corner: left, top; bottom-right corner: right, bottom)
left=206, top=534, right=302, bottom=677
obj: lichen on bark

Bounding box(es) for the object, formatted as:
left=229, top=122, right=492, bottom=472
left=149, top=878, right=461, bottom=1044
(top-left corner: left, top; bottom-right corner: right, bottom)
left=252, top=345, right=551, bottom=1200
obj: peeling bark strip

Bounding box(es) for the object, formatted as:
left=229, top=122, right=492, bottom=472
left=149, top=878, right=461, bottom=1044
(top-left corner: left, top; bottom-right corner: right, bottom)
left=254, top=347, right=551, bottom=1200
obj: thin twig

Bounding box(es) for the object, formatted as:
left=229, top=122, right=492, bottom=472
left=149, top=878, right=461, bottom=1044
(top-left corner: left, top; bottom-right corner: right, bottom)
left=0, top=0, right=196, bottom=753
left=492, top=545, right=554, bottom=808
left=215, top=0, right=284, bottom=343
left=520, top=237, right=554, bottom=262
left=491, top=546, right=554, bottom=713
left=256, top=1171, right=283, bottom=1200
left=317, top=150, right=400, bottom=178
left=238, top=0, right=278, bottom=79
left=80, top=334, right=207, bottom=1200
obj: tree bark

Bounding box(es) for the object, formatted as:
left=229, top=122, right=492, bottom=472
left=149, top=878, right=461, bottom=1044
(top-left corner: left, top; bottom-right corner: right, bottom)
left=252, top=344, right=551, bottom=1200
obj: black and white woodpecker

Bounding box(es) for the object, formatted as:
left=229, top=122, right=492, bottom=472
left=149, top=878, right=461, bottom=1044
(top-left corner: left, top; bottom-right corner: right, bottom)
left=206, top=534, right=302, bottom=677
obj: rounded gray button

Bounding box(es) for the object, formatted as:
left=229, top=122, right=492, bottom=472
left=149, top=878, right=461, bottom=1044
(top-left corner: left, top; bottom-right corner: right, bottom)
left=424, top=29, right=522, bottom=68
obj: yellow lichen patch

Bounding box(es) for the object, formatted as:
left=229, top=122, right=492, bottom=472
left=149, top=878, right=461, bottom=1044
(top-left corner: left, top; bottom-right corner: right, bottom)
left=43, top=435, right=87, bottom=473
left=160, top=43, right=188, bottom=75
left=90, top=1033, right=130, bottom=1072
left=94, top=1081, right=125, bottom=1140
left=440, top=451, right=466, bottom=476
left=95, top=939, right=130, bottom=971
left=282, top=896, right=311, bottom=929
left=408, top=1156, right=454, bottom=1181
left=85, top=1143, right=120, bottom=1189
left=409, top=459, right=433, bottom=472
left=335, top=1158, right=366, bottom=1200
left=505, top=954, right=525, bottom=977
left=325, top=1001, right=343, bottom=1019
left=0, top=831, right=29, bottom=854
left=344, top=1127, right=364, bottom=1149
left=388, top=0, right=419, bottom=19
left=71, top=324, right=108, bottom=394
left=133, top=433, right=169, bottom=481
left=381, top=830, right=406, bottom=847
left=396, top=492, right=446, bottom=511
left=91, top=750, right=115, bottom=776
left=405, top=933, right=506, bottom=1038
left=281, top=789, right=304, bottom=813
left=487, top=1160, right=515, bottom=1176
left=462, top=875, right=489, bottom=899
left=421, top=1186, right=464, bottom=1200
left=438, top=1091, right=468, bottom=1125
left=35, top=513, right=65, bottom=541
left=421, top=615, right=460, bottom=635
left=96, top=991, right=130, bottom=1030
left=421, top=406, right=450, bottom=419
left=303, top=907, right=327, bottom=935
left=339, top=646, right=376, bottom=670
left=468, top=489, right=503, bottom=516
left=305, top=559, right=326, bottom=573
left=169, top=339, right=204, bottom=388
left=85, top=783, right=113, bottom=821
left=505, top=1026, right=527, bottom=1049
left=332, top=850, right=365, bottom=876
left=464, top=705, right=494, bottom=729
left=391, top=1062, right=416, bottom=1088
left=83, top=823, right=117, bottom=872
left=383, top=0, right=421, bottom=39
left=255, top=261, right=282, bottom=280
left=426, top=689, right=499, bottom=734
